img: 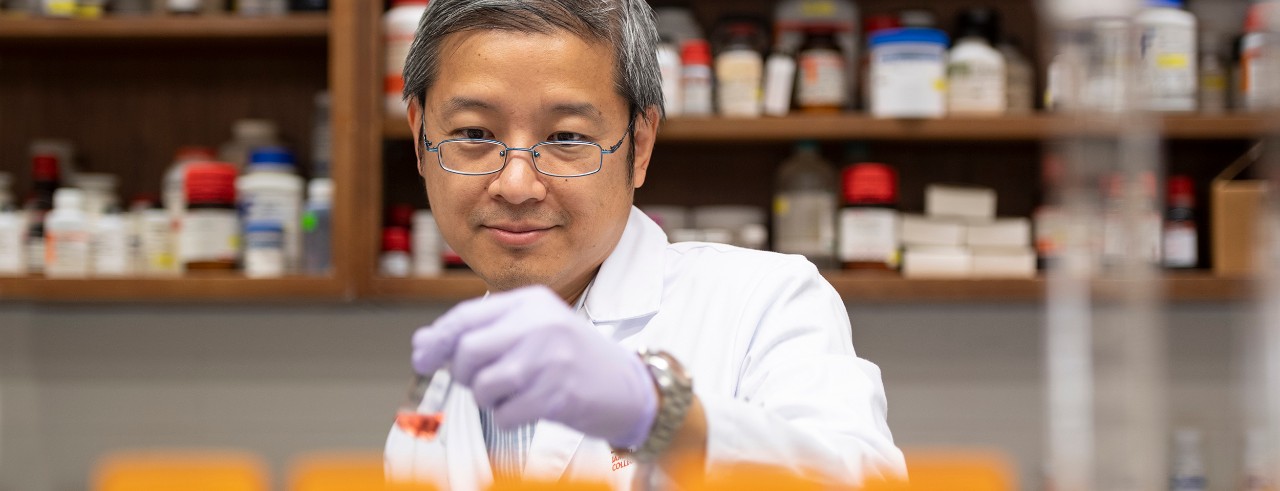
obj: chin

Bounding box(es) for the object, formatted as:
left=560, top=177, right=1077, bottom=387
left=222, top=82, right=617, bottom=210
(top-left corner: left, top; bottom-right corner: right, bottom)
left=477, top=266, right=552, bottom=293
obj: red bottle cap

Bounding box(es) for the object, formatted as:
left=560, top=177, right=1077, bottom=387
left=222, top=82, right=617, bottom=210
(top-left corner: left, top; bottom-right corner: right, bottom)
left=32, top=154, right=60, bottom=181
left=1246, top=2, right=1278, bottom=33
left=681, top=39, right=712, bottom=66
left=863, top=14, right=901, bottom=36
left=387, top=204, right=416, bottom=228
left=382, top=227, right=411, bottom=253
left=842, top=163, right=898, bottom=205
left=1168, top=175, right=1195, bottom=207
left=184, top=162, right=238, bottom=205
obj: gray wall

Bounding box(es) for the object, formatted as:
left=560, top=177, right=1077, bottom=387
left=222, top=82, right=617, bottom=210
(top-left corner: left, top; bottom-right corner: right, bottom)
left=0, top=301, right=1248, bottom=491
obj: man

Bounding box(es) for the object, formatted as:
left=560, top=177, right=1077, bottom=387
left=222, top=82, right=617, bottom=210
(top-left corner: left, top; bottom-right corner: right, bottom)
left=383, top=1, right=906, bottom=488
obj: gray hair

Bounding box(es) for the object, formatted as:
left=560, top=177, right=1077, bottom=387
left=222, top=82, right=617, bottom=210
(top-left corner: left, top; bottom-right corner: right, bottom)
left=401, top=0, right=665, bottom=122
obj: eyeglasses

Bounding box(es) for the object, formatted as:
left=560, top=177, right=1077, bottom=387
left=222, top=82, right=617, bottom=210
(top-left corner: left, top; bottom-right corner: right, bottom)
left=420, top=117, right=634, bottom=178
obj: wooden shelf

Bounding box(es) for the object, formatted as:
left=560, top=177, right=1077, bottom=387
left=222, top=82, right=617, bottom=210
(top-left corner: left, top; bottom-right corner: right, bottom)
left=361, top=271, right=1254, bottom=304
left=0, top=13, right=330, bottom=40
left=383, top=114, right=1268, bottom=142
left=0, top=275, right=348, bottom=302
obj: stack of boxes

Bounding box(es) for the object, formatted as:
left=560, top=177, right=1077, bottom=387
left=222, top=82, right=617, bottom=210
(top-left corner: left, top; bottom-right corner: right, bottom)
left=901, top=184, right=1035, bottom=278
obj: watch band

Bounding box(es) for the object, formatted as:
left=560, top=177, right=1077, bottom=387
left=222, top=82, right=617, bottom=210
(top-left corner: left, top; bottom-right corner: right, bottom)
left=628, top=348, right=694, bottom=462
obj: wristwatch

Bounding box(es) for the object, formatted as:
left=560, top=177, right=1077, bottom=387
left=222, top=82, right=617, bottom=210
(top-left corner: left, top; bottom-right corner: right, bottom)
left=627, top=348, right=694, bottom=462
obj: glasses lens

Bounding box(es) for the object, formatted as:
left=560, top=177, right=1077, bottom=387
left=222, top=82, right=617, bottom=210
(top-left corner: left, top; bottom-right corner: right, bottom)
left=536, top=142, right=602, bottom=177
left=438, top=140, right=505, bottom=174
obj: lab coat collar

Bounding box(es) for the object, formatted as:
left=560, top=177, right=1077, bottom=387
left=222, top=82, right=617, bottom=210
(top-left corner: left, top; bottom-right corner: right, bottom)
left=583, top=207, right=666, bottom=323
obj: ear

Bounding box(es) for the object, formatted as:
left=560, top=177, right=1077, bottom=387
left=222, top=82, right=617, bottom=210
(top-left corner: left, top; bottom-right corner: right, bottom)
left=630, top=106, right=661, bottom=189
left=407, top=97, right=425, bottom=177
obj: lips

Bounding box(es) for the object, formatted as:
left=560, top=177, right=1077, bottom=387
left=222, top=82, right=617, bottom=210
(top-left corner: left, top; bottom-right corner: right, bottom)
left=483, top=223, right=554, bottom=247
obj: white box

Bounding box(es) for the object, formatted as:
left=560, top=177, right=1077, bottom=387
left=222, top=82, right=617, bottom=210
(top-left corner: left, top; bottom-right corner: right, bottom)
left=926, top=184, right=997, bottom=220
left=901, top=214, right=965, bottom=246
left=902, top=246, right=972, bottom=278
left=970, top=247, right=1037, bottom=279
left=967, top=218, right=1032, bottom=248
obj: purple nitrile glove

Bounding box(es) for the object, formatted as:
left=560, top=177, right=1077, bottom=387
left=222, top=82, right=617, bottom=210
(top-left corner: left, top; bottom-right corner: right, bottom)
left=412, top=285, right=658, bottom=449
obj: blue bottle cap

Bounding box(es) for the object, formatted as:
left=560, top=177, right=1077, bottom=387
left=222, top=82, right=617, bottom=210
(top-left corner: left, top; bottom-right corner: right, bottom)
left=1146, top=0, right=1184, bottom=8
left=868, top=28, right=950, bottom=49
left=248, top=146, right=295, bottom=167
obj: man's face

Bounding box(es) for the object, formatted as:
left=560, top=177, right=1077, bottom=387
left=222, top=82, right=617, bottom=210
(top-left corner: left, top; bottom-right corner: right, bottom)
left=410, top=30, right=657, bottom=300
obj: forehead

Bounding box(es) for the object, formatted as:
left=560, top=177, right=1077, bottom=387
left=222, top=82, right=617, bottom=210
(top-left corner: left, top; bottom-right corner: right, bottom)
left=427, top=29, right=626, bottom=116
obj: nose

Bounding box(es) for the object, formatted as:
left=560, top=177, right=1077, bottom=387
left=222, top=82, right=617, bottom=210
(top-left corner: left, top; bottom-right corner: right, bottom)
left=488, top=148, right=547, bottom=205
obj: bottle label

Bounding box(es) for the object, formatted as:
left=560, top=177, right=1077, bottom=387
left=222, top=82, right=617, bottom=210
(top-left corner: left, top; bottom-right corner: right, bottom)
left=1163, top=223, right=1197, bottom=268
left=681, top=65, right=714, bottom=116
left=798, top=49, right=846, bottom=108
left=948, top=58, right=1007, bottom=113
left=181, top=210, right=239, bottom=263
left=1141, top=24, right=1196, bottom=109
left=838, top=208, right=900, bottom=266
left=0, top=218, right=24, bottom=276
left=774, top=190, right=837, bottom=257
left=872, top=46, right=946, bottom=117
left=716, top=51, right=764, bottom=117
left=45, top=229, right=90, bottom=277
left=92, top=227, right=130, bottom=276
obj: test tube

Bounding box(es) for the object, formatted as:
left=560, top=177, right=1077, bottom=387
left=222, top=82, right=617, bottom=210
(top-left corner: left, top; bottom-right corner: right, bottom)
left=395, top=368, right=453, bottom=440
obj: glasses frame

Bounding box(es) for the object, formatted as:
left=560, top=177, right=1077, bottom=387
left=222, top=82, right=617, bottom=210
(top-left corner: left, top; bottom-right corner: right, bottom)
left=419, top=112, right=635, bottom=178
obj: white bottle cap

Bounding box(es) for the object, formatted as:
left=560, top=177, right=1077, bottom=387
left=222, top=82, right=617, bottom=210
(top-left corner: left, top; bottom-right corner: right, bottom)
left=54, top=188, right=85, bottom=210
left=308, top=178, right=334, bottom=203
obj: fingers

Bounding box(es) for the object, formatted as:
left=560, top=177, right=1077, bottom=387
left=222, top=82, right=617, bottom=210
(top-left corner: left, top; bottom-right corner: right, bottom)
left=491, top=364, right=565, bottom=430
left=469, top=334, right=547, bottom=409
left=409, top=290, right=526, bottom=375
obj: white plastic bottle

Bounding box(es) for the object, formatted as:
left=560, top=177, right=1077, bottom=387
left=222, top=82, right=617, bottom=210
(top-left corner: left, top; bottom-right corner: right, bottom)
left=235, top=0, right=286, bottom=16
left=140, top=204, right=180, bottom=276
left=1137, top=0, right=1197, bottom=112
left=90, top=209, right=129, bottom=277
left=948, top=9, right=1007, bottom=115
left=44, top=188, right=90, bottom=279
left=384, top=0, right=430, bottom=118
left=413, top=210, right=442, bottom=277
left=237, top=147, right=304, bottom=273
left=763, top=50, right=797, bottom=116
left=680, top=39, right=715, bottom=116
left=0, top=206, right=25, bottom=277
left=716, top=26, right=764, bottom=118
left=657, top=38, right=683, bottom=117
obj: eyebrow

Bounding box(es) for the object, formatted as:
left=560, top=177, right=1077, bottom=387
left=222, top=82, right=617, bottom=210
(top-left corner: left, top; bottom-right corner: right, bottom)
left=440, top=97, right=497, bottom=116
left=548, top=102, right=606, bottom=126
left=439, top=97, right=606, bottom=126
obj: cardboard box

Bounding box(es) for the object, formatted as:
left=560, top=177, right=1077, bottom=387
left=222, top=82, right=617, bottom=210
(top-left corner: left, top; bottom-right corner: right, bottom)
left=903, top=246, right=972, bottom=278
left=967, top=218, right=1032, bottom=248
left=1213, top=144, right=1268, bottom=277
left=971, top=247, right=1037, bottom=279
left=926, top=185, right=997, bottom=221
left=901, top=215, right=966, bottom=247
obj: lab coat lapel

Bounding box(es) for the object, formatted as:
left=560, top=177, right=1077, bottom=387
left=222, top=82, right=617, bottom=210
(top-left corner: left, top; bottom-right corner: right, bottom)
left=522, top=420, right=585, bottom=482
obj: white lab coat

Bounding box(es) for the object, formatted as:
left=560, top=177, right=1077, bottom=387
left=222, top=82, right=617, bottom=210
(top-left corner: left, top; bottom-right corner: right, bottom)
left=385, top=207, right=907, bottom=489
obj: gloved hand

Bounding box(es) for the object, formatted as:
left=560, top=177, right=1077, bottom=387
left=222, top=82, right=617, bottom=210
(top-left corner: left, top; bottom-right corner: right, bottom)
left=412, top=285, right=658, bottom=449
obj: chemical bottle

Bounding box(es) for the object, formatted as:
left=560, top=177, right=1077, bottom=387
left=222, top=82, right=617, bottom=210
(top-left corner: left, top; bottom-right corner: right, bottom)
left=1238, top=2, right=1275, bottom=112
left=1137, top=0, right=1197, bottom=112
left=858, top=14, right=902, bottom=110
left=236, top=0, right=287, bottom=16
left=772, top=0, right=860, bottom=104
left=42, top=0, right=74, bottom=17
left=657, top=36, right=683, bottom=117
left=44, top=188, right=90, bottom=279
left=218, top=119, right=281, bottom=170
left=1198, top=35, right=1229, bottom=114
left=26, top=154, right=60, bottom=276
left=166, top=0, right=202, bottom=14
left=140, top=201, right=180, bottom=277
left=0, top=205, right=25, bottom=277
left=312, top=91, right=332, bottom=178
left=244, top=221, right=285, bottom=278
left=1169, top=429, right=1207, bottom=491
left=384, top=0, right=430, bottom=118
left=773, top=141, right=838, bottom=269
left=796, top=28, right=847, bottom=113
left=182, top=163, right=240, bottom=272
left=71, top=172, right=118, bottom=222
left=999, top=39, right=1036, bottom=114
left=163, top=146, right=217, bottom=228
left=301, top=177, right=333, bottom=276
left=715, top=22, right=765, bottom=118
left=680, top=39, right=715, bottom=116
left=1162, top=175, right=1197, bottom=268
left=948, top=8, right=1007, bottom=115
left=91, top=207, right=129, bottom=277
left=413, top=210, right=442, bottom=277
left=238, top=147, right=304, bottom=273
left=763, top=49, right=798, bottom=117
left=839, top=162, right=900, bottom=270
left=111, top=0, right=150, bottom=14
left=381, top=227, right=412, bottom=278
